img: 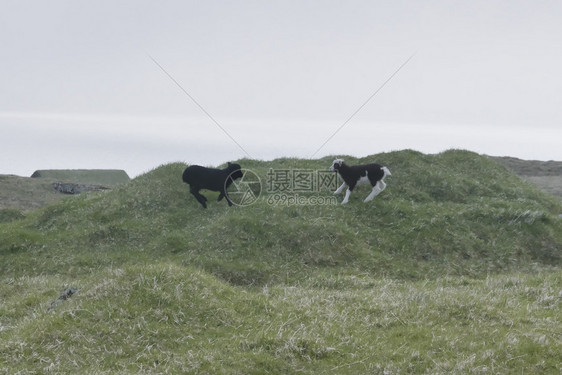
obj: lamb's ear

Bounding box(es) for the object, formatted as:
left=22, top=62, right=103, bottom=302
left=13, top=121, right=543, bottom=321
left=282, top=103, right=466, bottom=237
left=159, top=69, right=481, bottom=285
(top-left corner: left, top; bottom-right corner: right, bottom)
left=227, top=162, right=232, bottom=166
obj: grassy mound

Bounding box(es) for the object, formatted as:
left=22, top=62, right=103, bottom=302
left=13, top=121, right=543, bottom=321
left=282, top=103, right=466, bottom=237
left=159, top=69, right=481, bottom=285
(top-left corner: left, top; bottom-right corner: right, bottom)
left=1, top=149, right=561, bottom=374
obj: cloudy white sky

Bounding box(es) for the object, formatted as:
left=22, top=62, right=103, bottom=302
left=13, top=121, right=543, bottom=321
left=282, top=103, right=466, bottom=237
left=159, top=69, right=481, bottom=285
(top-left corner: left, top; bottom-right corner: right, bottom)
left=1, top=1, right=561, bottom=177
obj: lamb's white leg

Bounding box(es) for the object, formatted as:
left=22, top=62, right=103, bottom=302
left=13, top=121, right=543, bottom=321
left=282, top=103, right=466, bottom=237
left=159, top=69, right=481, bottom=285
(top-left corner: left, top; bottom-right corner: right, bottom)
left=334, top=182, right=347, bottom=195
left=364, top=186, right=380, bottom=202
left=341, top=188, right=351, bottom=204
left=364, top=180, right=386, bottom=202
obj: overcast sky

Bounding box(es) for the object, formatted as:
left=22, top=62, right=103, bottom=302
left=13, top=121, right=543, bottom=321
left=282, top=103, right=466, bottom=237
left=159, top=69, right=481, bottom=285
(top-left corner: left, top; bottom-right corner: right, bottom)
left=1, top=1, right=561, bottom=177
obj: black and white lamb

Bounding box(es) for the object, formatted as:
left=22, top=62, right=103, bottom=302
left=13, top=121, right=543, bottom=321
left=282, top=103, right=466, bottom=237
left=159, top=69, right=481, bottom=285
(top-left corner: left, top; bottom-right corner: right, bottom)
left=330, top=159, right=391, bottom=204
left=182, top=162, right=243, bottom=208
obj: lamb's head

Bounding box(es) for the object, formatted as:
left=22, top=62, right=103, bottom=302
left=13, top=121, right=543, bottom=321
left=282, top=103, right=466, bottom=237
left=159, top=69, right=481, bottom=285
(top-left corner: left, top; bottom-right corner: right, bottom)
left=330, top=159, right=345, bottom=172
left=226, top=162, right=243, bottom=181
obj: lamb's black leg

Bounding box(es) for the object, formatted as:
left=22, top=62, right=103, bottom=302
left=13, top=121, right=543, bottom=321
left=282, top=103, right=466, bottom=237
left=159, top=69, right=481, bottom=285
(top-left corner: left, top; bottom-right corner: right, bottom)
left=191, top=192, right=208, bottom=208
left=217, top=192, right=224, bottom=201
left=189, top=187, right=208, bottom=208
left=221, top=189, right=234, bottom=206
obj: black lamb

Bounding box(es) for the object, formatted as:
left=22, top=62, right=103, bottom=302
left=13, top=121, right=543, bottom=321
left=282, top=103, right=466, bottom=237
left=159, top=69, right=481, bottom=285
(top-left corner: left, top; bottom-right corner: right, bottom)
left=182, top=162, right=243, bottom=208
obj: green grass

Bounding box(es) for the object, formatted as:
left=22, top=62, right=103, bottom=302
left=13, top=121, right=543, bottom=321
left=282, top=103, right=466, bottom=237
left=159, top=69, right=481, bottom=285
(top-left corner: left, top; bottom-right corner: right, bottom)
left=1, top=149, right=561, bottom=374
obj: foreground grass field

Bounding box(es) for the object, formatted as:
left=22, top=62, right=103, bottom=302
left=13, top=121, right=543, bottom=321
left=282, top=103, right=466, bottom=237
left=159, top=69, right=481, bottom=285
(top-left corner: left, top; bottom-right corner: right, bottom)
left=2, top=265, right=560, bottom=374
left=1, top=150, right=561, bottom=374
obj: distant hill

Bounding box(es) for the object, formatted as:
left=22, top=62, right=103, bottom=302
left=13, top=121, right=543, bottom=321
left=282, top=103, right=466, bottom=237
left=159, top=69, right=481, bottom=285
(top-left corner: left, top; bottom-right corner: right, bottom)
left=490, top=156, right=562, bottom=176
left=0, top=169, right=130, bottom=212
left=31, top=169, right=130, bottom=185
left=0, top=174, right=66, bottom=213
left=490, top=156, right=562, bottom=198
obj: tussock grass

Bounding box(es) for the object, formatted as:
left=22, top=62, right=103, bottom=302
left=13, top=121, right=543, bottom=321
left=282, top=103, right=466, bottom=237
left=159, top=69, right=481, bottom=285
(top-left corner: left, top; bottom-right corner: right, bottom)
left=1, top=264, right=560, bottom=374
left=1, top=149, right=561, bottom=373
